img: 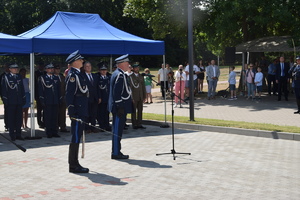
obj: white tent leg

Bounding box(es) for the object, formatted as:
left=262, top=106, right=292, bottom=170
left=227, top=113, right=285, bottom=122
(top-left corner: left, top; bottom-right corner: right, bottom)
left=30, top=53, right=35, bottom=137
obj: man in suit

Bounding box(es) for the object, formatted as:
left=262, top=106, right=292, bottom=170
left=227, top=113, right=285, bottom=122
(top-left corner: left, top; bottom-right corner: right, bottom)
left=82, top=61, right=99, bottom=133
left=1, top=64, right=25, bottom=141
left=129, top=63, right=146, bottom=129
left=34, top=62, right=45, bottom=128
left=97, top=62, right=111, bottom=131
left=206, top=60, right=220, bottom=99
left=38, top=63, right=61, bottom=138
left=65, top=50, right=89, bottom=173
left=276, top=56, right=290, bottom=101
left=108, top=54, right=132, bottom=159
left=54, top=64, right=68, bottom=132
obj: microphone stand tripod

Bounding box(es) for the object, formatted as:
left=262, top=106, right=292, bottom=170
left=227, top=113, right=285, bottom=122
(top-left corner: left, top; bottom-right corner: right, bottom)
left=156, top=76, right=191, bottom=160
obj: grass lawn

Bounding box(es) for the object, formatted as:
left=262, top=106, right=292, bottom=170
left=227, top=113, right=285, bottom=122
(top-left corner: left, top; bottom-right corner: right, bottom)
left=140, top=113, right=300, bottom=134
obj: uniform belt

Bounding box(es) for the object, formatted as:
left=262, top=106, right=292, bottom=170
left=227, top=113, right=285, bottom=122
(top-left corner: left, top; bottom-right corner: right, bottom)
left=75, top=94, right=87, bottom=97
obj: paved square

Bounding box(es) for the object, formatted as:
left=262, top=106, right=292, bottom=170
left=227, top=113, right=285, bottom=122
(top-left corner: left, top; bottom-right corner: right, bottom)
left=0, top=123, right=299, bottom=200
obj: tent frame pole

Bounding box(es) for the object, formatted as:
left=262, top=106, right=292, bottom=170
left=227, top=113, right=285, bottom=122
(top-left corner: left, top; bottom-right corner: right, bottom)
left=160, top=55, right=169, bottom=128
left=30, top=53, right=35, bottom=137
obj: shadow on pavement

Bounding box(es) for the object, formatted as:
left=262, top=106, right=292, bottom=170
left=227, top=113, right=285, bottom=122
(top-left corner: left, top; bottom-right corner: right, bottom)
left=0, top=126, right=197, bottom=152
left=75, top=171, right=128, bottom=186
left=115, top=159, right=172, bottom=168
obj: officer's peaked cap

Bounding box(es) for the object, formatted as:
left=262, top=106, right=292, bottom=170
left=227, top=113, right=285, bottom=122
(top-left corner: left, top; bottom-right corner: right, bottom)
left=115, top=54, right=130, bottom=64
left=66, top=50, right=84, bottom=64
left=296, top=55, right=300, bottom=60
left=45, top=63, right=54, bottom=69
left=97, top=61, right=108, bottom=70
left=9, top=64, right=18, bottom=68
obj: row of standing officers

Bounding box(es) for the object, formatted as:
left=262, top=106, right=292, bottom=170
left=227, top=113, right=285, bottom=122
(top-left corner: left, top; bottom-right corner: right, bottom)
left=1, top=51, right=144, bottom=173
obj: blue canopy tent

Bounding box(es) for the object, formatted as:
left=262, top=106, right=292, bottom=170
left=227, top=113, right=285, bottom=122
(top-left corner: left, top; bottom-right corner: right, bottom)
left=0, top=33, right=32, bottom=54
left=18, top=11, right=164, bottom=55
left=16, top=11, right=166, bottom=136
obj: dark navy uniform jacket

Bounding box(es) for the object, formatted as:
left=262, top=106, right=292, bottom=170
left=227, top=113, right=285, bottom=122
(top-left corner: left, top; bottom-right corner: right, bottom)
left=290, top=64, right=300, bottom=88
left=38, top=74, right=61, bottom=105
left=98, top=74, right=111, bottom=104
left=82, top=72, right=99, bottom=104
left=108, top=68, right=132, bottom=114
left=1, top=73, right=25, bottom=105
left=65, top=67, right=89, bottom=118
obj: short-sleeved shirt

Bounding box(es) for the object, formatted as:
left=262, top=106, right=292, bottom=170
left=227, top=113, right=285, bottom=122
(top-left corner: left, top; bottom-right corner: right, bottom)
left=184, top=65, right=200, bottom=80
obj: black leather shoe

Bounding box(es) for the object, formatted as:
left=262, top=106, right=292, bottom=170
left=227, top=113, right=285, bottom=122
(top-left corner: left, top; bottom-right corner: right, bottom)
left=47, top=135, right=53, bottom=138
left=69, top=166, right=89, bottom=173
left=294, top=111, right=300, bottom=114
left=60, top=129, right=69, bottom=133
left=52, top=134, right=61, bottom=138
left=111, top=154, right=129, bottom=159
left=16, top=136, right=25, bottom=141
left=124, top=124, right=129, bottom=127
left=138, top=125, right=146, bottom=129
left=133, top=126, right=139, bottom=129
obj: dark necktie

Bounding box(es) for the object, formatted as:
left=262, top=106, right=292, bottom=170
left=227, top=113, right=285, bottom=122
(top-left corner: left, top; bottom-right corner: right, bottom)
left=89, top=74, right=93, bottom=84
left=281, top=63, right=284, bottom=76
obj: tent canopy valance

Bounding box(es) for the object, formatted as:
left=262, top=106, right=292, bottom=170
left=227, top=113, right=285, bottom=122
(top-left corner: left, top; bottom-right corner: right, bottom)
left=0, top=33, right=32, bottom=54
left=18, top=11, right=165, bottom=56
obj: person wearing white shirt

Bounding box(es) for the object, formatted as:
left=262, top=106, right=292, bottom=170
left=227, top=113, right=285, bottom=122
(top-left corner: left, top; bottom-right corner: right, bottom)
left=206, top=60, right=220, bottom=99
left=254, top=67, right=264, bottom=100
left=157, top=64, right=170, bottom=98
left=174, top=65, right=186, bottom=107
left=184, top=63, right=200, bottom=100
left=228, top=66, right=237, bottom=100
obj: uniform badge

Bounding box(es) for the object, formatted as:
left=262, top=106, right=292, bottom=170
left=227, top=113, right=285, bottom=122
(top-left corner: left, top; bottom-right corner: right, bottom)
left=70, top=77, right=75, bottom=82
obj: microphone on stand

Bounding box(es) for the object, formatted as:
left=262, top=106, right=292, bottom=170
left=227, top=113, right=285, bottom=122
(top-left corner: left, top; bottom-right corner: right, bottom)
left=141, top=73, right=155, bottom=78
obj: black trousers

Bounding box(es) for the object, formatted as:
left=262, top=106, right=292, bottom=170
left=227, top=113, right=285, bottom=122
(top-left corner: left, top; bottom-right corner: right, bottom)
left=36, top=100, right=44, bottom=127
left=44, top=104, right=59, bottom=136
left=58, top=101, right=67, bottom=130
left=98, top=102, right=110, bottom=129
left=160, top=81, right=169, bottom=98
left=86, top=101, right=98, bottom=131
left=7, top=104, right=22, bottom=140
left=277, top=77, right=288, bottom=100
left=267, top=74, right=277, bottom=95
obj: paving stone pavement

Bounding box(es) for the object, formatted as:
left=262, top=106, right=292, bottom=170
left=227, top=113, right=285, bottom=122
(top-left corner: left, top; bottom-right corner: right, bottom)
left=144, top=89, right=300, bottom=128
left=0, top=117, right=299, bottom=200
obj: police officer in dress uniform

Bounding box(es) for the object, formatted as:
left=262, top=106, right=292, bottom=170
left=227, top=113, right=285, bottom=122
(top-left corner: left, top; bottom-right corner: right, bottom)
left=65, top=50, right=89, bottom=173
left=1, top=64, right=25, bottom=141
left=35, top=62, right=46, bottom=128
left=54, top=64, right=68, bottom=132
left=108, top=54, right=132, bottom=159
left=82, top=61, right=99, bottom=133
left=38, top=64, right=61, bottom=138
left=97, top=62, right=111, bottom=131
left=129, top=64, right=147, bottom=129
left=289, top=56, right=300, bottom=114
left=0, top=63, right=10, bottom=131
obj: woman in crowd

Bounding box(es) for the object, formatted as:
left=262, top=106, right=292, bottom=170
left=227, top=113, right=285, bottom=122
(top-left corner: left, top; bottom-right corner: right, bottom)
left=197, top=59, right=205, bottom=94
left=245, top=63, right=256, bottom=100
left=174, top=65, right=186, bottom=108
